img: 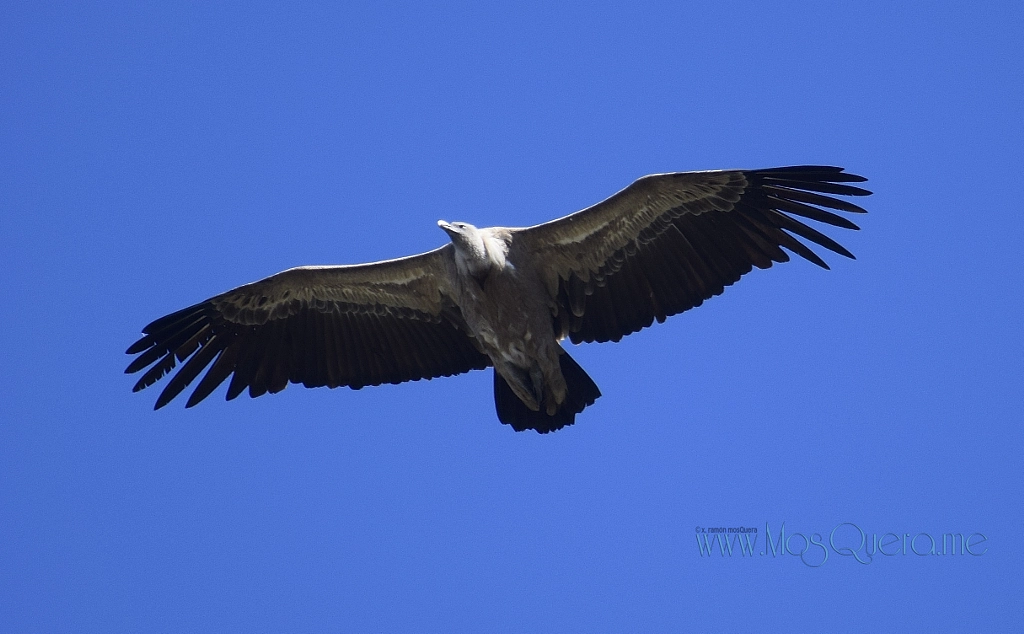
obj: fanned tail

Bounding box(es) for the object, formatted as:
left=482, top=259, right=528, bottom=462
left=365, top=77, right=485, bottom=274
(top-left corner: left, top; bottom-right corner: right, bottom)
left=493, top=350, right=601, bottom=433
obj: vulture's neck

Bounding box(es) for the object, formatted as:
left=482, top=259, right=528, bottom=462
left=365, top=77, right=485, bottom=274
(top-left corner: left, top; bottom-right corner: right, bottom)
left=452, top=227, right=509, bottom=280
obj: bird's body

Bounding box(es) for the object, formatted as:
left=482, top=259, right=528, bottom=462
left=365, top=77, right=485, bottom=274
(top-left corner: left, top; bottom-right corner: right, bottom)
left=126, top=166, right=870, bottom=432
left=439, top=222, right=587, bottom=424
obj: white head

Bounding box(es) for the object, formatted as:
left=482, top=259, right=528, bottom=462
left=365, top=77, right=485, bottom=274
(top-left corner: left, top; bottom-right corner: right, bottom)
left=438, top=220, right=507, bottom=278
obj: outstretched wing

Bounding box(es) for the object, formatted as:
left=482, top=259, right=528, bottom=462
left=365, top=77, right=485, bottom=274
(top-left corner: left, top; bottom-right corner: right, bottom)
left=125, top=245, right=491, bottom=409
left=513, top=166, right=870, bottom=344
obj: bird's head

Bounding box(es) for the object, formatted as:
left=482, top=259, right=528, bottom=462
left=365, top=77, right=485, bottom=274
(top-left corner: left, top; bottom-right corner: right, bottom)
left=438, top=220, right=500, bottom=277
left=438, top=220, right=482, bottom=252
left=437, top=220, right=475, bottom=237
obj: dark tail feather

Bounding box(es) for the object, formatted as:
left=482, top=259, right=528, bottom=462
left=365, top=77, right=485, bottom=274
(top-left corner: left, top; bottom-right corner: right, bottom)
left=493, top=350, right=601, bottom=433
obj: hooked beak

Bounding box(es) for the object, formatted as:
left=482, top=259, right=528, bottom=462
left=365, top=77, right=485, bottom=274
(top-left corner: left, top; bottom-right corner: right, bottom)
left=438, top=220, right=457, bottom=236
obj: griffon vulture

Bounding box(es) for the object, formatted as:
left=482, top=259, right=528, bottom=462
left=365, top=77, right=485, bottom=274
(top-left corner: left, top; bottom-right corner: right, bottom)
left=126, top=166, right=870, bottom=432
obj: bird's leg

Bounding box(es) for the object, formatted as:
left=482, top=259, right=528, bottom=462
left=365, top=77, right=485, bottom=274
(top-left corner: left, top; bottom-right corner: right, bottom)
left=497, top=363, right=542, bottom=412
left=528, top=365, right=548, bottom=414
left=540, top=353, right=568, bottom=416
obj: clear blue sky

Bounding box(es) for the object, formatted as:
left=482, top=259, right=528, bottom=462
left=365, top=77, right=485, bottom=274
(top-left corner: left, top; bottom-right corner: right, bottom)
left=3, top=1, right=1022, bottom=631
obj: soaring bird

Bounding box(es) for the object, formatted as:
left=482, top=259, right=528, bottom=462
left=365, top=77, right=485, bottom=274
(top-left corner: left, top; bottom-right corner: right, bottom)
left=126, top=166, right=870, bottom=432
